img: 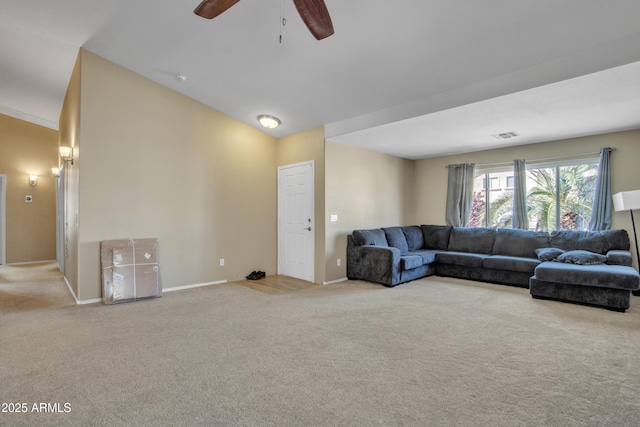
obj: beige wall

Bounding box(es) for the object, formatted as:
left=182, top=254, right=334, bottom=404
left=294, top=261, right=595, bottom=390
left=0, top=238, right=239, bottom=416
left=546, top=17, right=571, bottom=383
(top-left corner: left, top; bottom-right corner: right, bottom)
left=324, top=139, right=416, bottom=282
left=70, top=50, right=277, bottom=301
left=0, top=113, right=58, bottom=264
left=415, top=129, right=640, bottom=266
left=276, top=127, right=326, bottom=284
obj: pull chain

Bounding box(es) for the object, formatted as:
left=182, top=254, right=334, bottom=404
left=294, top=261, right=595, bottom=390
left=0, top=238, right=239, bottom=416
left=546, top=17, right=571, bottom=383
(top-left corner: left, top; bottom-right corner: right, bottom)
left=279, top=0, right=287, bottom=43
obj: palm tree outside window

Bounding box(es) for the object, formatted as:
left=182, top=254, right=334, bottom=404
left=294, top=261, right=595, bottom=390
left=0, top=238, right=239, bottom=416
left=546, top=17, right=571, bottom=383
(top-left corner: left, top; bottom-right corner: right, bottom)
left=470, top=159, right=598, bottom=231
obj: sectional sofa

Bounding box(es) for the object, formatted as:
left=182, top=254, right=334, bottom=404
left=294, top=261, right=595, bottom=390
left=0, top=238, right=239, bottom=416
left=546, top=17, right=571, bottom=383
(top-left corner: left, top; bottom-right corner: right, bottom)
left=347, top=225, right=640, bottom=312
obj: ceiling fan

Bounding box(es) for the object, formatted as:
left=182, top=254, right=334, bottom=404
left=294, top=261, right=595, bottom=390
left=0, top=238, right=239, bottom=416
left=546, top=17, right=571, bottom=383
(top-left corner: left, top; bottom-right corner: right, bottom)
left=194, top=0, right=334, bottom=40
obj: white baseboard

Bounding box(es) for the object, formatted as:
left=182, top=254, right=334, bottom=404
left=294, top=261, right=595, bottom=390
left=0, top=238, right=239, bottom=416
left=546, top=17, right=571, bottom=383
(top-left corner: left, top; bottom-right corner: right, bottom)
left=163, top=280, right=227, bottom=293
left=323, top=277, right=348, bottom=285
left=63, top=275, right=102, bottom=305
left=64, top=277, right=227, bottom=305
left=6, top=259, right=57, bottom=266
left=77, top=297, right=103, bottom=305
left=62, top=275, right=77, bottom=303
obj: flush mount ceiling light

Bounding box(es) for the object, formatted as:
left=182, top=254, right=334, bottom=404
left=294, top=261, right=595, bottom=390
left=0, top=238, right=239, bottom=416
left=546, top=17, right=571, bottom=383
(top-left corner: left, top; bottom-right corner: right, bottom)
left=258, top=115, right=281, bottom=129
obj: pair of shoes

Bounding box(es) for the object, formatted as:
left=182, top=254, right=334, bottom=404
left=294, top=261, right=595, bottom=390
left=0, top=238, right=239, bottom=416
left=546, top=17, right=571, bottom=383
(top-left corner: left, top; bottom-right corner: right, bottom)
left=246, top=271, right=265, bottom=280
left=246, top=271, right=266, bottom=280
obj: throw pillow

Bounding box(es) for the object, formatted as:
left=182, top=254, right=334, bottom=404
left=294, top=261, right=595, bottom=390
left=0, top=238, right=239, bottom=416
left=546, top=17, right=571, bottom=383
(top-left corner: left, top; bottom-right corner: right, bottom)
left=382, top=227, right=409, bottom=253
left=421, top=225, right=453, bottom=250
left=535, top=247, right=565, bottom=262
left=555, top=250, right=607, bottom=265
left=352, top=229, right=388, bottom=247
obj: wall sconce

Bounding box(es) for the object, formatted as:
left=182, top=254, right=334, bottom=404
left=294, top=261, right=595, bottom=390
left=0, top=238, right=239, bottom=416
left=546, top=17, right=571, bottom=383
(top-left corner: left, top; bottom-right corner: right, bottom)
left=59, top=146, right=74, bottom=165
left=52, top=168, right=60, bottom=177
left=29, top=175, right=38, bottom=187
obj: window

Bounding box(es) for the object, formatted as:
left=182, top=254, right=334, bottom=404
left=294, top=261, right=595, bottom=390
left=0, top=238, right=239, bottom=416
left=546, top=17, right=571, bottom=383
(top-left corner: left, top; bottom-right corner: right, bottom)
left=527, top=161, right=598, bottom=231
left=469, top=158, right=598, bottom=231
left=505, top=176, right=515, bottom=188
left=471, top=170, right=513, bottom=228
left=482, top=176, right=499, bottom=189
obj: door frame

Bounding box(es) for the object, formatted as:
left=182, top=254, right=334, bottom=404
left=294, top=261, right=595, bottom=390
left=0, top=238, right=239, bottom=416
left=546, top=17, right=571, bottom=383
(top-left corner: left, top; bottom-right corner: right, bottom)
left=277, top=160, right=315, bottom=282
left=0, top=174, right=6, bottom=265
left=55, top=166, right=65, bottom=273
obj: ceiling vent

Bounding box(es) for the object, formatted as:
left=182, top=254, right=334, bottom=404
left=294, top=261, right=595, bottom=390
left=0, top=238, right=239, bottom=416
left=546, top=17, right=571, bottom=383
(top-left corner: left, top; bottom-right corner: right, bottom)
left=492, top=131, right=520, bottom=140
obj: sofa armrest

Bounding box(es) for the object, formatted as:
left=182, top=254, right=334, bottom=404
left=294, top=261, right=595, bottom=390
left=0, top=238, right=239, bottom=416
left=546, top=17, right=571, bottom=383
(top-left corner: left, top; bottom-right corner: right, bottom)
left=347, top=245, right=401, bottom=286
left=606, top=250, right=633, bottom=266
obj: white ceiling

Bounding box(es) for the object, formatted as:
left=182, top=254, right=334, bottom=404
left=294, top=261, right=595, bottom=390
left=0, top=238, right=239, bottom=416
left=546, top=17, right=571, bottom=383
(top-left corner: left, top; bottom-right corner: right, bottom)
left=2, top=0, right=640, bottom=159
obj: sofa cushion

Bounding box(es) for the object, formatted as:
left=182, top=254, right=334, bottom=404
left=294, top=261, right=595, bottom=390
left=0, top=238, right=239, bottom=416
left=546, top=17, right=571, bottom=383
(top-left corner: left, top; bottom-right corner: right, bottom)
left=401, top=255, right=423, bottom=271
left=405, top=249, right=439, bottom=265
left=402, top=226, right=424, bottom=251
left=436, top=251, right=488, bottom=268
left=556, top=250, right=607, bottom=265
left=535, top=247, right=565, bottom=262
left=483, top=255, right=541, bottom=274
left=352, top=229, right=388, bottom=247
left=493, top=228, right=549, bottom=258
left=421, top=225, right=452, bottom=250
left=549, top=229, right=630, bottom=254
left=383, top=227, right=409, bottom=252
left=448, top=227, right=496, bottom=254
left=534, top=263, right=640, bottom=290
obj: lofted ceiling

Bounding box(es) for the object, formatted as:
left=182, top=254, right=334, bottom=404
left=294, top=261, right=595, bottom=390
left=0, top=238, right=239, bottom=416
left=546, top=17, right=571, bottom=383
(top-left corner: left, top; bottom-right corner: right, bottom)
left=2, top=0, right=640, bottom=159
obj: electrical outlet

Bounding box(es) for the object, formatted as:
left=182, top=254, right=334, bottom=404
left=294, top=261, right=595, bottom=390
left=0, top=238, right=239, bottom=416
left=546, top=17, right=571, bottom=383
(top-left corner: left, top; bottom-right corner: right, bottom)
left=337, top=259, right=341, bottom=266
left=219, top=258, right=224, bottom=267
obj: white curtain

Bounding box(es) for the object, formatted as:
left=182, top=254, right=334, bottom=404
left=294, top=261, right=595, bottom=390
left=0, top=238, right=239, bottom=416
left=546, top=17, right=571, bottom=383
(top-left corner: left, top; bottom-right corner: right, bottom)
left=512, top=159, right=528, bottom=229
left=445, top=163, right=475, bottom=227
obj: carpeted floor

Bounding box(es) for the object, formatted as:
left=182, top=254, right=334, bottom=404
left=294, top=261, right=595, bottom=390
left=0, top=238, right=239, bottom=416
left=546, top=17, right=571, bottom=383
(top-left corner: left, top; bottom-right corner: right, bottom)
left=2, top=262, right=640, bottom=426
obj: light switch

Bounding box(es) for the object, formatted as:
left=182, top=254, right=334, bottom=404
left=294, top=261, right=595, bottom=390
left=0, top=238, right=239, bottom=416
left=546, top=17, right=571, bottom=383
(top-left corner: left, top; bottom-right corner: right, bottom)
left=330, top=214, right=338, bottom=222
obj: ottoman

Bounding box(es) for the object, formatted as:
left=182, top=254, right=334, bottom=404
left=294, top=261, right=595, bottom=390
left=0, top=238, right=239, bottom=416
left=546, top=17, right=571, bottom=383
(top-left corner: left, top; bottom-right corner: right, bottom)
left=529, top=262, right=640, bottom=312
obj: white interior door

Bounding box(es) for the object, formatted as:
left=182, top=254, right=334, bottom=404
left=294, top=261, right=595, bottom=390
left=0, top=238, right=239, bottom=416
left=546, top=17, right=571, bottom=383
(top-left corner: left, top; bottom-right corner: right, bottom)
left=278, top=161, right=314, bottom=282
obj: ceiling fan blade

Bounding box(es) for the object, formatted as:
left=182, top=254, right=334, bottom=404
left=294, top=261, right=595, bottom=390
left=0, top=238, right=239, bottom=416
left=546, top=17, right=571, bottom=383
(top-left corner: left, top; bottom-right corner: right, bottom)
left=292, top=0, right=334, bottom=40
left=194, top=0, right=241, bottom=19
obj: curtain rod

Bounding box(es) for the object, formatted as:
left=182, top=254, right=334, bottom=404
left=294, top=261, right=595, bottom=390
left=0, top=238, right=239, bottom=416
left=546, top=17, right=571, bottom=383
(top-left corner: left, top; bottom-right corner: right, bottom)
left=445, top=148, right=615, bottom=169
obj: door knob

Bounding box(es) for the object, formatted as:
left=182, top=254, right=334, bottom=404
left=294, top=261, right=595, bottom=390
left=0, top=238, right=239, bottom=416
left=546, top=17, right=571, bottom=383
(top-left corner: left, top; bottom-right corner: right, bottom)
left=305, top=227, right=312, bottom=231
